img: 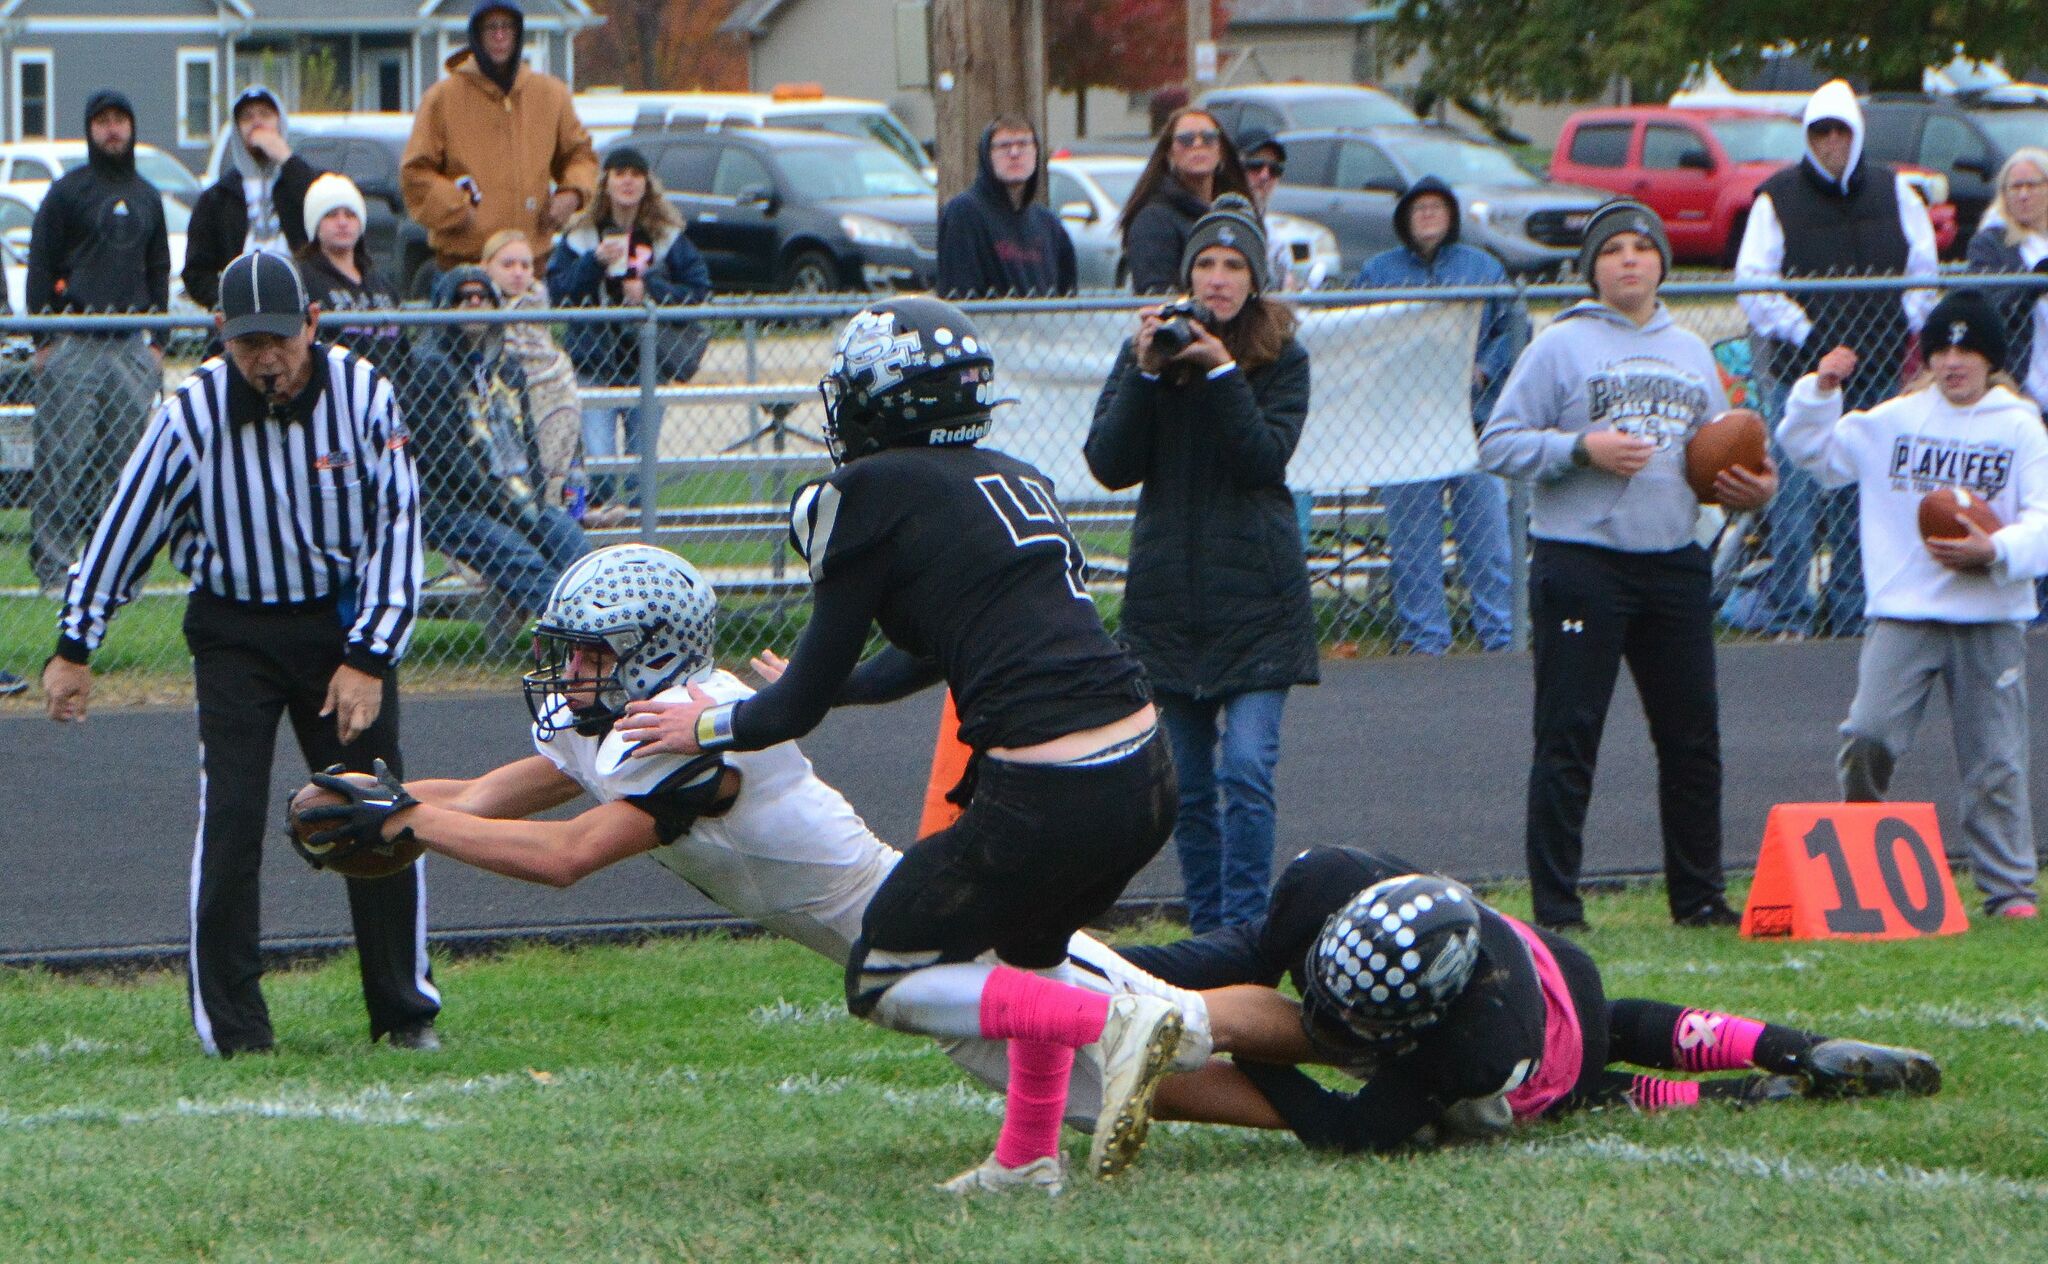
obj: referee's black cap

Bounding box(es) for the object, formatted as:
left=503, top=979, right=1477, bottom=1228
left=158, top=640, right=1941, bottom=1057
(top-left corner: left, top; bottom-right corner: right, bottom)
left=219, top=251, right=310, bottom=341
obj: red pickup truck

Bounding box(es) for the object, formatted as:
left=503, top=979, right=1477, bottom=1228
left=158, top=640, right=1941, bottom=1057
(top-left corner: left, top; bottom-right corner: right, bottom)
left=1551, top=106, right=1956, bottom=265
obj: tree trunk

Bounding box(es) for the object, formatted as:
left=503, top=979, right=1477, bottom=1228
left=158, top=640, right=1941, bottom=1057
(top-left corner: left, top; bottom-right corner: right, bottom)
left=930, top=0, right=1046, bottom=203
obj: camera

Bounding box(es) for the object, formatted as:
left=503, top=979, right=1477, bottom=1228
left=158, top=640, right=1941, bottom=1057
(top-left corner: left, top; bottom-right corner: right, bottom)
left=1151, top=299, right=1216, bottom=357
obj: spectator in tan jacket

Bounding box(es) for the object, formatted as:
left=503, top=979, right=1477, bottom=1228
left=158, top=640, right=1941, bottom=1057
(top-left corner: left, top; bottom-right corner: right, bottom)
left=401, top=1, right=596, bottom=289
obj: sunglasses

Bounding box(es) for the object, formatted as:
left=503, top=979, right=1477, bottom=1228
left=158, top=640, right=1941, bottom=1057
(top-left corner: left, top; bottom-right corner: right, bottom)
left=1172, top=128, right=1221, bottom=149
left=1245, top=159, right=1284, bottom=177
left=456, top=289, right=493, bottom=305
left=1807, top=120, right=1852, bottom=138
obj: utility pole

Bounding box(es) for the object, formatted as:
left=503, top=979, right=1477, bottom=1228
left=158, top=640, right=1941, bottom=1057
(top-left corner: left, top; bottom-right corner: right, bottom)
left=929, top=0, right=1046, bottom=204
left=1187, top=0, right=1216, bottom=91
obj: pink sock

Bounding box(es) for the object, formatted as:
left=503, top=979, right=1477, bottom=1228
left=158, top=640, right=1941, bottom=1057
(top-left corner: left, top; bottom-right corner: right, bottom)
left=993, top=1039, right=1074, bottom=1167
left=979, top=965, right=1111, bottom=1047
left=1672, top=1008, right=1765, bottom=1071
left=1630, top=1075, right=1702, bottom=1112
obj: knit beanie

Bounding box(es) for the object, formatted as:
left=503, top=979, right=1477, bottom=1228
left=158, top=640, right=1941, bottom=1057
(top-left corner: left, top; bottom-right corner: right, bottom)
left=1180, top=193, right=1270, bottom=293
left=1923, top=290, right=2008, bottom=371
left=1578, top=199, right=1670, bottom=288
left=302, top=173, right=368, bottom=235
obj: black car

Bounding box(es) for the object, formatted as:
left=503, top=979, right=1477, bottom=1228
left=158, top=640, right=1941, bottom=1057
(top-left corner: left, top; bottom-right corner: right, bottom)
left=1197, top=83, right=1418, bottom=137
left=210, top=113, right=437, bottom=297
left=603, top=127, right=937, bottom=293
left=1270, top=125, right=1606, bottom=277
left=1863, top=96, right=2048, bottom=247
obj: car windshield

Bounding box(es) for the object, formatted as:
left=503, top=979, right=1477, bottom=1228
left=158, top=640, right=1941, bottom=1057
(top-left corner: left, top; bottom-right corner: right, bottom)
left=1706, top=117, right=1806, bottom=163
left=1276, top=93, right=1415, bottom=130
left=1974, top=111, right=2048, bottom=157
left=778, top=110, right=933, bottom=180
left=1382, top=133, right=1539, bottom=186
left=61, top=150, right=200, bottom=199
left=778, top=143, right=931, bottom=199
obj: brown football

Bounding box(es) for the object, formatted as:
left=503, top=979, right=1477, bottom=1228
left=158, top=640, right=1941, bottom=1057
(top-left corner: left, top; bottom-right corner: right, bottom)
left=1685, top=408, right=1769, bottom=504
left=288, top=774, right=423, bottom=879
left=1918, top=487, right=2002, bottom=542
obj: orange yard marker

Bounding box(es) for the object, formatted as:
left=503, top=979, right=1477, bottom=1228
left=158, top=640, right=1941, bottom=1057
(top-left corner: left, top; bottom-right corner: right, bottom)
left=917, top=691, right=972, bottom=839
left=1741, top=803, right=1969, bottom=940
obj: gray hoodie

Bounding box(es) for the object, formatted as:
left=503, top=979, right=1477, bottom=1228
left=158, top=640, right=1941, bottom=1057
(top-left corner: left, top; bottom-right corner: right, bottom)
left=1479, top=300, right=1729, bottom=552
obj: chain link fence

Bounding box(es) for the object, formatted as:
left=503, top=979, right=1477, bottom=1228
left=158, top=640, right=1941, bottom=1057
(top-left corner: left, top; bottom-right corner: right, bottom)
left=2, top=271, right=2041, bottom=695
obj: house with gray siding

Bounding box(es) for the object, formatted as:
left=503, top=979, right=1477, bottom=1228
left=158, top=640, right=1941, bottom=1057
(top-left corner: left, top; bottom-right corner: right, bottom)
left=0, top=0, right=602, bottom=171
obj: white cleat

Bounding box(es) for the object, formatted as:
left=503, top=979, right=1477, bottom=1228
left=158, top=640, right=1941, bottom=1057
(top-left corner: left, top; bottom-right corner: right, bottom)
left=1088, top=994, right=1184, bottom=1181
left=934, top=1151, right=1065, bottom=1197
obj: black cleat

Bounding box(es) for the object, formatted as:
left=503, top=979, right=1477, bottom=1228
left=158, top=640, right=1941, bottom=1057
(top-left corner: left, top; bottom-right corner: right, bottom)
left=1735, top=1074, right=1805, bottom=1108
left=385, top=1021, right=441, bottom=1052
left=1674, top=901, right=1743, bottom=928
left=1796, top=1039, right=1941, bottom=1099
left=1538, top=918, right=1591, bottom=935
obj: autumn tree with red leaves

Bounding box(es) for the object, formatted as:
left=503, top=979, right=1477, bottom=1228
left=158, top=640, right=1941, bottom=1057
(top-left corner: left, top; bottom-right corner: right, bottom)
left=1045, top=0, right=1228, bottom=136
left=575, top=0, right=748, bottom=91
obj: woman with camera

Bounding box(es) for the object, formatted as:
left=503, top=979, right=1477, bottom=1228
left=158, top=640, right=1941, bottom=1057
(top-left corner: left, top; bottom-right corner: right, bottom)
left=1087, top=194, right=1317, bottom=932
left=1118, top=106, right=1253, bottom=295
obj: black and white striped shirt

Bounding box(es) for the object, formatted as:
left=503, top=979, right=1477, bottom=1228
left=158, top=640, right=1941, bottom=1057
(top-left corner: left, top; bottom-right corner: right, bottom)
left=56, top=343, right=423, bottom=674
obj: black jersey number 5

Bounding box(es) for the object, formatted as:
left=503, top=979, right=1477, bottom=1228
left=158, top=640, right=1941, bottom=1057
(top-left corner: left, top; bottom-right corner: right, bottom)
left=974, top=472, right=1089, bottom=599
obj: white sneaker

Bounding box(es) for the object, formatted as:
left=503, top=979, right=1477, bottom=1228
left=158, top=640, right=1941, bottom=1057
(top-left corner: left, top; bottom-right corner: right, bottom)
left=934, top=1151, right=1065, bottom=1196
left=1088, top=993, right=1184, bottom=1181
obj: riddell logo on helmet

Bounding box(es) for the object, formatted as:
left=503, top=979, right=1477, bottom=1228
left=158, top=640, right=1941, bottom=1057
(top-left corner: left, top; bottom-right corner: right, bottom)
left=928, top=420, right=991, bottom=445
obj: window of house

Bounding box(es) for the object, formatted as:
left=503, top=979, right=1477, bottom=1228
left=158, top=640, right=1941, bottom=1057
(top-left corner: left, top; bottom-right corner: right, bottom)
left=178, top=49, right=219, bottom=148
left=11, top=51, right=52, bottom=141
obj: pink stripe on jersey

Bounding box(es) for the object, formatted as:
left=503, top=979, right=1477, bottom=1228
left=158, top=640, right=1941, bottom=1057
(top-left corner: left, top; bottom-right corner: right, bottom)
left=1501, top=916, right=1586, bottom=1121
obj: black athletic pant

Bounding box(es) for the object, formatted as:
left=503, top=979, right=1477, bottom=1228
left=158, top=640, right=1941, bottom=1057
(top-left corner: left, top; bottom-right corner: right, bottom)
left=183, top=591, right=438, bottom=1053
left=1525, top=540, right=1726, bottom=926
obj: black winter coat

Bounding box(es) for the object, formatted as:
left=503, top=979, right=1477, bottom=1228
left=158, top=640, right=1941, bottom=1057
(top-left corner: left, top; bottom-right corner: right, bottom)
left=183, top=155, right=319, bottom=309
left=1086, top=335, right=1319, bottom=698
left=1964, top=221, right=2042, bottom=393
left=1122, top=181, right=1209, bottom=295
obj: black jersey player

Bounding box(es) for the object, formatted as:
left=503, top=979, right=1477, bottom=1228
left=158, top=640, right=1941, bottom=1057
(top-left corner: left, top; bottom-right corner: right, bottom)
left=1121, top=846, right=1943, bottom=1153
left=616, top=296, right=1184, bottom=1193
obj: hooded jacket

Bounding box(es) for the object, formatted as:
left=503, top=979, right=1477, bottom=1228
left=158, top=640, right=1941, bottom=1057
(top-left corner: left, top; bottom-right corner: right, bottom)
left=1086, top=333, right=1319, bottom=698
left=546, top=214, right=711, bottom=386
left=401, top=1, right=598, bottom=271
left=299, top=248, right=407, bottom=386
left=1735, top=81, right=1939, bottom=397
left=1964, top=219, right=2047, bottom=400
left=1779, top=374, right=2048, bottom=621
left=26, top=90, right=170, bottom=321
left=406, top=265, right=543, bottom=523
left=1125, top=178, right=1212, bottom=295
left=935, top=123, right=1077, bottom=298
left=1356, top=176, right=1529, bottom=424
left=184, top=88, right=320, bottom=309
left=1480, top=299, right=1730, bottom=553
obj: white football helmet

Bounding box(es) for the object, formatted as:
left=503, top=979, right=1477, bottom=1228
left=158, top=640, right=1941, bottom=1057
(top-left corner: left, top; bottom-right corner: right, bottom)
left=522, top=544, right=717, bottom=738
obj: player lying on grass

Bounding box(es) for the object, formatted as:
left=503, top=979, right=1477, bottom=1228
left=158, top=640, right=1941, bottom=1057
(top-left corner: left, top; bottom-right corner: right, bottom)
left=1119, top=845, right=1943, bottom=1152
left=290, top=543, right=1303, bottom=1193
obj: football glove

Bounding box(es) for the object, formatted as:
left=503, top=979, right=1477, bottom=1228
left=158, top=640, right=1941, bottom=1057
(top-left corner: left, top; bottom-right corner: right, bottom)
left=294, top=759, right=419, bottom=856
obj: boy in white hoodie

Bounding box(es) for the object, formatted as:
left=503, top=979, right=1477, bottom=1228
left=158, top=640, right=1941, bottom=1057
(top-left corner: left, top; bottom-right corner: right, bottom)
left=1777, top=290, right=2046, bottom=918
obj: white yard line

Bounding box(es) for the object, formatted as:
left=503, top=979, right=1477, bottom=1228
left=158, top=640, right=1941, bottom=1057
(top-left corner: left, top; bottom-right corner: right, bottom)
left=1523, top=1137, right=2048, bottom=1203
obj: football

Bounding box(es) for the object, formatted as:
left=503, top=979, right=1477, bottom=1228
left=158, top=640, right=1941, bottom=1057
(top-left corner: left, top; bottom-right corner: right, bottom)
left=287, top=774, right=423, bottom=879
left=1918, top=487, right=2002, bottom=542
left=1684, top=408, right=1768, bottom=504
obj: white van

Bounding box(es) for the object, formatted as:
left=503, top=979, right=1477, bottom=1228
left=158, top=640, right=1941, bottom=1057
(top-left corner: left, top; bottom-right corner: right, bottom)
left=573, top=86, right=934, bottom=183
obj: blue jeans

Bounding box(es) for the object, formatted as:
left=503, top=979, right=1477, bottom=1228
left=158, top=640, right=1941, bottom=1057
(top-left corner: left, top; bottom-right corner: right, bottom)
left=426, top=507, right=590, bottom=616
left=582, top=403, right=657, bottom=507
left=1381, top=472, right=1515, bottom=653
left=1158, top=688, right=1288, bottom=933
left=1741, top=374, right=1866, bottom=637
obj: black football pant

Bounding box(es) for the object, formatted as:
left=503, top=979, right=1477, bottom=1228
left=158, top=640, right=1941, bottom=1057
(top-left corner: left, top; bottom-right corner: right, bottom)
left=1525, top=540, right=1726, bottom=926
left=183, top=591, right=439, bottom=1054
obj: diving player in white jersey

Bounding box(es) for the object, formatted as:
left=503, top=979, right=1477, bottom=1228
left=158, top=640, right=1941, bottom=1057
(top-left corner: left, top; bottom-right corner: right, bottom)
left=290, top=543, right=1310, bottom=1174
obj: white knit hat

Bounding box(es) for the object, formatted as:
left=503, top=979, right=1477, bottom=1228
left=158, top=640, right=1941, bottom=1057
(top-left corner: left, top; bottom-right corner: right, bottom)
left=302, top=172, right=368, bottom=237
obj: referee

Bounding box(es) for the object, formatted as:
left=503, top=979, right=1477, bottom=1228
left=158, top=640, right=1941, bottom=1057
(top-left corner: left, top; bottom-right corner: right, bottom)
left=41, top=251, right=442, bottom=1056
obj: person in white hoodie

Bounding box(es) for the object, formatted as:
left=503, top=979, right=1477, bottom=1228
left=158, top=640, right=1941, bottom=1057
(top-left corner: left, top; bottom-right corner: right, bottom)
left=1481, top=200, right=1777, bottom=933
left=1775, top=289, right=2045, bottom=919
left=1734, top=79, right=1941, bottom=640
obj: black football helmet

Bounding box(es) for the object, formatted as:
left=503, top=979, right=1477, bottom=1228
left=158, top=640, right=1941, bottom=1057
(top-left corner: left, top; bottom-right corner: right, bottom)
left=1301, top=874, right=1483, bottom=1053
left=818, top=296, right=996, bottom=463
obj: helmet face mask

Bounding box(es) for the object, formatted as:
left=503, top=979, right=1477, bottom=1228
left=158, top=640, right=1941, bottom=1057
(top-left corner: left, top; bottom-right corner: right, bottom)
left=1302, top=875, right=1483, bottom=1051
left=819, top=297, right=997, bottom=464
left=521, top=545, right=717, bottom=738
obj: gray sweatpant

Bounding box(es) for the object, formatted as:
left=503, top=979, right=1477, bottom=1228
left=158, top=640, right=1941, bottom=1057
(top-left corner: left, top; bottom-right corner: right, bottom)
left=30, top=334, right=160, bottom=590
left=1838, top=618, right=2039, bottom=913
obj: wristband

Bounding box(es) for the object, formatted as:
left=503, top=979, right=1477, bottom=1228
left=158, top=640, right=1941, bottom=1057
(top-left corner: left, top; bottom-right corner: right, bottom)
left=1570, top=434, right=1592, bottom=468
left=694, top=702, right=738, bottom=752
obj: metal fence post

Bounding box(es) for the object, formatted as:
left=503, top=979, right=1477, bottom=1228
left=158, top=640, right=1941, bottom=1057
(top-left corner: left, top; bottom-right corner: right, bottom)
left=637, top=306, right=660, bottom=541
left=1509, top=478, right=1531, bottom=653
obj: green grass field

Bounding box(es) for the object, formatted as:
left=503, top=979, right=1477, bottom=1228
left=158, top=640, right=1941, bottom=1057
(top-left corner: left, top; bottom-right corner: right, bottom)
left=2, top=883, right=2042, bottom=1262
